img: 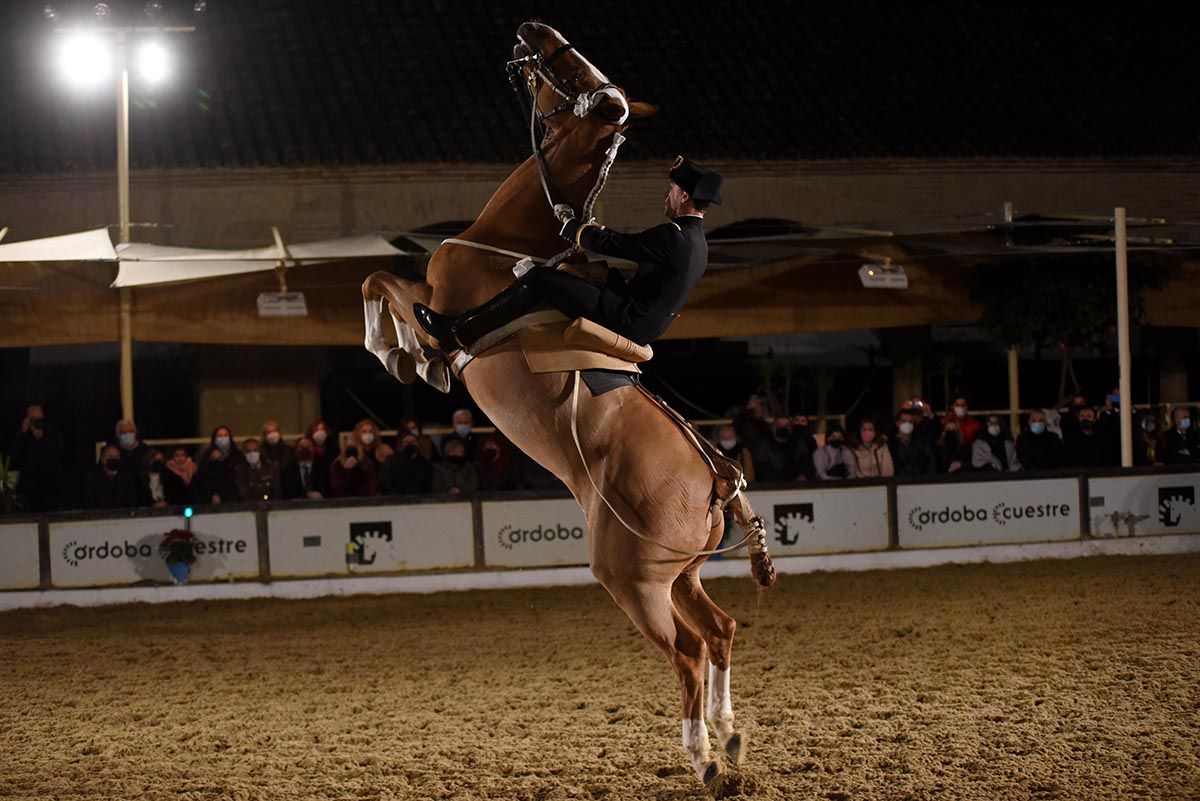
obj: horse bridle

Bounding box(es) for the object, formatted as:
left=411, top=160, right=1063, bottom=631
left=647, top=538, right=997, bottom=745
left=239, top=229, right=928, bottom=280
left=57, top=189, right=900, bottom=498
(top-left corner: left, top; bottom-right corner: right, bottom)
left=506, top=39, right=630, bottom=219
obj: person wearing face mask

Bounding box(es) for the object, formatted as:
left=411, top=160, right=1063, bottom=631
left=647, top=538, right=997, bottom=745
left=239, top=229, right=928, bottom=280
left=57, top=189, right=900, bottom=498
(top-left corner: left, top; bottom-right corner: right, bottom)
left=443, top=409, right=479, bottom=459
left=813, top=425, right=856, bottom=481
left=166, top=447, right=197, bottom=488
left=191, top=447, right=241, bottom=505
left=111, top=418, right=149, bottom=479
left=9, top=404, right=64, bottom=512
left=281, top=436, right=331, bottom=500
left=1064, top=405, right=1101, bottom=468
left=199, top=425, right=246, bottom=471
left=1016, top=410, right=1064, bottom=470
left=306, top=420, right=336, bottom=487
left=380, top=433, right=434, bottom=495
left=475, top=434, right=522, bottom=492
left=713, top=425, right=755, bottom=485
left=83, top=444, right=139, bottom=509
left=890, top=410, right=939, bottom=475
left=234, top=438, right=281, bottom=502
left=398, top=416, right=440, bottom=462
left=851, top=420, right=894, bottom=478
left=972, top=415, right=1022, bottom=472
left=753, top=418, right=803, bottom=482
left=352, top=419, right=394, bottom=471
left=137, top=448, right=189, bottom=508
left=432, top=439, right=480, bottom=496
left=330, top=435, right=381, bottom=498
left=259, top=420, right=294, bottom=469
left=1161, top=407, right=1200, bottom=465
left=1132, top=410, right=1160, bottom=466
left=934, top=419, right=972, bottom=473
left=941, top=396, right=982, bottom=445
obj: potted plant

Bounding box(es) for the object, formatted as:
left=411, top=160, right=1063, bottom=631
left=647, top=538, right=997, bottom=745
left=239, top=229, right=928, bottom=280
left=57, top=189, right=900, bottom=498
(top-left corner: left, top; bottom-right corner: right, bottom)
left=159, top=529, right=199, bottom=585
left=0, top=455, right=20, bottom=514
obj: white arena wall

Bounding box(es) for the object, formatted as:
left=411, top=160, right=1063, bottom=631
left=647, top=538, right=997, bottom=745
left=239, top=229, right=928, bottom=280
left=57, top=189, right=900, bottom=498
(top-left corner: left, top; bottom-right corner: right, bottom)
left=1, top=467, right=1198, bottom=610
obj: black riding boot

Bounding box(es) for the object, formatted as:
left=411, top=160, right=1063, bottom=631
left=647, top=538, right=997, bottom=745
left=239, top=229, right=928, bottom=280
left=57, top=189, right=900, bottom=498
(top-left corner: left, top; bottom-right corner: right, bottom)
left=414, top=280, right=541, bottom=351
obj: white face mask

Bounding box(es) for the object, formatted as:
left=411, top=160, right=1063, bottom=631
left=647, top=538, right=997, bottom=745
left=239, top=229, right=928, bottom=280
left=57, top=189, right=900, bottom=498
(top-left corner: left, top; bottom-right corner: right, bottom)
left=266, top=432, right=281, bottom=445
left=719, top=438, right=737, bottom=450
left=312, top=430, right=328, bottom=445
left=987, top=425, right=1001, bottom=437
left=215, top=436, right=231, bottom=450
left=245, top=451, right=260, bottom=466
left=118, top=432, right=136, bottom=448
left=360, top=432, right=376, bottom=445
left=1180, top=417, right=1193, bottom=431
left=455, top=424, right=471, bottom=438
left=899, top=422, right=914, bottom=435
left=953, top=406, right=967, bottom=417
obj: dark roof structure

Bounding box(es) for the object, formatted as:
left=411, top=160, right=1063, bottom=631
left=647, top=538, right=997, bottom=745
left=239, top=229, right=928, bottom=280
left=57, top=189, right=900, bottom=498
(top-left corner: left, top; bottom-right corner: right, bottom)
left=1, top=1, right=1198, bottom=173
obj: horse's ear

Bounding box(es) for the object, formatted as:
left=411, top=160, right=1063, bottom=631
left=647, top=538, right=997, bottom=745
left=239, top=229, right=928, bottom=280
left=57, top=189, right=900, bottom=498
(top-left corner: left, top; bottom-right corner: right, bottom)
left=627, top=101, right=658, bottom=119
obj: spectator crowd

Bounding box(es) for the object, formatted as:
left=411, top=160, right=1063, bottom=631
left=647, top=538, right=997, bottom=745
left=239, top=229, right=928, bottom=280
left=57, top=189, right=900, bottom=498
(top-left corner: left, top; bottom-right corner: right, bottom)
left=714, top=391, right=1200, bottom=482
left=4, top=390, right=1199, bottom=513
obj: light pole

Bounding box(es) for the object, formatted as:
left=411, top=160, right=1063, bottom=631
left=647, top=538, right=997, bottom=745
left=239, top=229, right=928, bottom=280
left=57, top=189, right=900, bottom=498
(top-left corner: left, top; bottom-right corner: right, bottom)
left=49, top=2, right=201, bottom=423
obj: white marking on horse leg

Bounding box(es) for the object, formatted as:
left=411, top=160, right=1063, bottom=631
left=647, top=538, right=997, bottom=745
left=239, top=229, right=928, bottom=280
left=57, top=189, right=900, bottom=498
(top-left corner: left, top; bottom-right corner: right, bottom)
left=707, top=663, right=735, bottom=746
left=363, top=299, right=391, bottom=364
left=681, top=718, right=712, bottom=781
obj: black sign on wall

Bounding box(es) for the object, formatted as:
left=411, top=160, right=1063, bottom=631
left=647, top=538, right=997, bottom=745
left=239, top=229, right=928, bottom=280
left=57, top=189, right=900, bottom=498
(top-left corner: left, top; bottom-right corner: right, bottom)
left=347, top=521, right=393, bottom=565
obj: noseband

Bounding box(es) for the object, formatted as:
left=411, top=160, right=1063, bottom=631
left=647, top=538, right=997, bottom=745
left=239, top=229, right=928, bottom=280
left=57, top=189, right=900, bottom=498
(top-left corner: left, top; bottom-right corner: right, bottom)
left=506, top=39, right=630, bottom=222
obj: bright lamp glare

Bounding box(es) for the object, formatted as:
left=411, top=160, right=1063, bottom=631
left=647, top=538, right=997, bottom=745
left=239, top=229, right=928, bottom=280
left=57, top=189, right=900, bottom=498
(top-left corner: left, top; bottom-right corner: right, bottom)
left=139, top=41, right=169, bottom=83
left=59, top=32, right=112, bottom=87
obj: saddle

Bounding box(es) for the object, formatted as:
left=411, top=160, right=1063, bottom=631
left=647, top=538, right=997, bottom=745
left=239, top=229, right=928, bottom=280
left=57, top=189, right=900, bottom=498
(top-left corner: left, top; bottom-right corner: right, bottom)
left=519, top=317, right=653, bottom=374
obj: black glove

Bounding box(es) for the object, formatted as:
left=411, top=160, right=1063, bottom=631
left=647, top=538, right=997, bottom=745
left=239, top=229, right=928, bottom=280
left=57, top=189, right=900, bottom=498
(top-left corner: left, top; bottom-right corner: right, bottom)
left=559, top=216, right=581, bottom=243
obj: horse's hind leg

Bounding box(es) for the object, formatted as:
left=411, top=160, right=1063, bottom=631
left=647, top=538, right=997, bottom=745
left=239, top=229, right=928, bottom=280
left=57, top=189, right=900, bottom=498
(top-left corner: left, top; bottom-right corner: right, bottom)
left=600, top=577, right=719, bottom=784
left=673, top=564, right=747, bottom=766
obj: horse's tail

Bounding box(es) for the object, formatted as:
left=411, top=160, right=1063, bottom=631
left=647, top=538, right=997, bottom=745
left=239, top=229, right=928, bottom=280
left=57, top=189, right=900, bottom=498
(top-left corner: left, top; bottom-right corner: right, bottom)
left=726, top=489, right=778, bottom=590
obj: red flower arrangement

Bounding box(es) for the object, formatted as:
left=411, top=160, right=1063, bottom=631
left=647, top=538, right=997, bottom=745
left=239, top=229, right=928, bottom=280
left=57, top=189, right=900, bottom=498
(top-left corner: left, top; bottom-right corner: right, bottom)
left=159, top=529, right=199, bottom=565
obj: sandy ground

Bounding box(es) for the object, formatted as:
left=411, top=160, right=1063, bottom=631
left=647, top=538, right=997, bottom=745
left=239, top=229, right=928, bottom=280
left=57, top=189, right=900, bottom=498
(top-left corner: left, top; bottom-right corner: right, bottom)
left=1, top=554, right=1198, bottom=801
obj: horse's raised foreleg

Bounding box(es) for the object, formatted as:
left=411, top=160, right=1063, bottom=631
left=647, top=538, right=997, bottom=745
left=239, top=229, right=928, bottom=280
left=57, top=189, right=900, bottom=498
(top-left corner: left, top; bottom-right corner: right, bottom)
left=672, top=565, right=746, bottom=766
left=361, top=272, right=450, bottom=389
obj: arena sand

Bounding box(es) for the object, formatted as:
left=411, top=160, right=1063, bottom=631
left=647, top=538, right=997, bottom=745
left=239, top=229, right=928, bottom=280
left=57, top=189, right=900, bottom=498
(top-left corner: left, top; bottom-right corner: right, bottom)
left=1, top=553, right=1198, bottom=801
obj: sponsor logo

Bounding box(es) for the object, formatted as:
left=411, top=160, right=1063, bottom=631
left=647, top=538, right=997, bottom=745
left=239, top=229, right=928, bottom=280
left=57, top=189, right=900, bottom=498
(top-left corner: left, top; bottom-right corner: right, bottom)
left=60, top=537, right=247, bottom=567
left=1158, top=486, right=1195, bottom=528
left=773, top=503, right=815, bottom=546
left=907, top=501, right=1072, bottom=531
left=497, top=522, right=585, bottom=550
left=347, top=521, right=392, bottom=565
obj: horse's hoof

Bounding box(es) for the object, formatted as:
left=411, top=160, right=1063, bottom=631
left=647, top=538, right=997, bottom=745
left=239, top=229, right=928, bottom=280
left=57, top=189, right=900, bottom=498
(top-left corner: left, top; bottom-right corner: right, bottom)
left=701, top=759, right=721, bottom=785
left=386, top=348, right=417, bottom=384
left=724, top=732, right=747, bottom=766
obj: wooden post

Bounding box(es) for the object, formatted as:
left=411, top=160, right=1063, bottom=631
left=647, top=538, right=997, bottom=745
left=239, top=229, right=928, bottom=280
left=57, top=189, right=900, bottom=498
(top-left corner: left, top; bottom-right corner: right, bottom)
left=1007, top=346, right=1020, bottom=434
left=1115, top=208, right=1133, bottom=467
left=116, top=32, right=134, bottom=422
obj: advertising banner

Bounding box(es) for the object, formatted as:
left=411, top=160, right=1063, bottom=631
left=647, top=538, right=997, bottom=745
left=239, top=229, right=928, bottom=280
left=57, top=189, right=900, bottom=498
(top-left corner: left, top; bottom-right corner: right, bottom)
left=49, top=512, right=259, bottom=588
left=0, top=522, right=41, bottom=590
left=897, top=478, right=1080, bottom=548
left=1088, top=472, right=1200, bottom=537
left=267, top=503, right=474, bottom=577
left=754, top=486, right=890, bottom=556
left=482, top=499, right=589, bottom=568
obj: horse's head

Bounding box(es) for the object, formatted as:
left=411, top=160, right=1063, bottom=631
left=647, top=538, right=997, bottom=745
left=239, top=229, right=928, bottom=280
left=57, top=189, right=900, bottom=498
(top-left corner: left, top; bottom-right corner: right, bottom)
left=510, top=21, right=656, bottom=132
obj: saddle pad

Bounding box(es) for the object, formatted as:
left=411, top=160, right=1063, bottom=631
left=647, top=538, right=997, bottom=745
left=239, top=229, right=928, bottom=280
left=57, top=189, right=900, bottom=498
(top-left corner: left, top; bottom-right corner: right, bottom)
left=581, top=369, right=638, bottom=396
left=518, top=322, right=642, bottom=375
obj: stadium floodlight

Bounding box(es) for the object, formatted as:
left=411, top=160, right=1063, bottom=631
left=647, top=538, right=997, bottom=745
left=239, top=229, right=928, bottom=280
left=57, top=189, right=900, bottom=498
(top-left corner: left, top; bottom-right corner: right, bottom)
left=138, top=41, right=169, bottom=83
left=59, top=31, right=112, bottom=88
left=858, top=262, right=908, bottom=289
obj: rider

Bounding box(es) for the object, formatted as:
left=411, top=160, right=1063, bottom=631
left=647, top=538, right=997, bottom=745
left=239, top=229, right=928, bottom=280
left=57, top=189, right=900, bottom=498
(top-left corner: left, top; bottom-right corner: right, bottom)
left=414, top=156, right=723, bottom=350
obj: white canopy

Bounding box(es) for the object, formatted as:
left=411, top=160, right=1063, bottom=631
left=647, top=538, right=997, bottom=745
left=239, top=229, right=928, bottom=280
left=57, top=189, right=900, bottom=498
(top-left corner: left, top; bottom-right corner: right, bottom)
left=0, top=227, right=408, bottom=287
left=111, top=234, right=407, bottom=287
left=0, top=228, right=117, bottom=262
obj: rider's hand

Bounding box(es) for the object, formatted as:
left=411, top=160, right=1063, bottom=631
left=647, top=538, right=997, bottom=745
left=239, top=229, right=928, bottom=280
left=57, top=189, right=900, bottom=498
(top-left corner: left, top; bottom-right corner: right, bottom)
left=559, top=216, right=581, bottom=242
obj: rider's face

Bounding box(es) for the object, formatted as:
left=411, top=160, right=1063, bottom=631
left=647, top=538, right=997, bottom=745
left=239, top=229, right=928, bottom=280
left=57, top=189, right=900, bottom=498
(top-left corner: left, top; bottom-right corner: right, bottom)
left=664, top=182, right=687, bottom=217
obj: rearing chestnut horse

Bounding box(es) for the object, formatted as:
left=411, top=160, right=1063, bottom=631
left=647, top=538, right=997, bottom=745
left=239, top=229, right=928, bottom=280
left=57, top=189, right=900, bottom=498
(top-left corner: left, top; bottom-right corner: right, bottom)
left=362, top=22, right=775, bottom=785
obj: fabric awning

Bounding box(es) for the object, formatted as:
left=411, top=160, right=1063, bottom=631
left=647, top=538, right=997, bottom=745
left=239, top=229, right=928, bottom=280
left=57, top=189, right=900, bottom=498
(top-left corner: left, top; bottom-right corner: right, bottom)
left=0, top=228, right=117, bottom=262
